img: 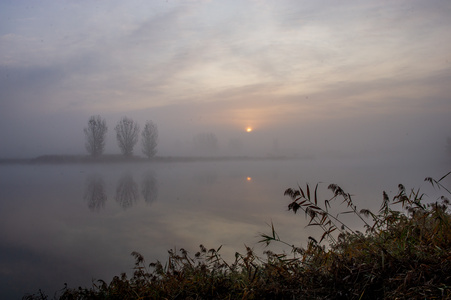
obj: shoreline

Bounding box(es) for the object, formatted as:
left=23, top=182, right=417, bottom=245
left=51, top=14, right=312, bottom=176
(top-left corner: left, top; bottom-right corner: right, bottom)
left=0, top=154, right=310, bottom=165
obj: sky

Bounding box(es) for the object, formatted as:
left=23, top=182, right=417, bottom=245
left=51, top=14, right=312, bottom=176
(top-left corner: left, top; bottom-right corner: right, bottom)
left=0, top=0, right=450, bottom=159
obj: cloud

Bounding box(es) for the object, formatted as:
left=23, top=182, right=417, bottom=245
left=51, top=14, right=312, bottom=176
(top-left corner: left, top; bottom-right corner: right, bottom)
left=0, top=0, right=450, bottom=159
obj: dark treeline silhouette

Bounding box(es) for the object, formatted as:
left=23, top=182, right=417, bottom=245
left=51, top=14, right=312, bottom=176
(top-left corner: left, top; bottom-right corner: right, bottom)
left=142, top=121, right=158, bottom=159
left=115, top=117, right=140, bottom=157
left=84, top=115, right=108, bottom=157
left=84, top=115, right=158, bottom=158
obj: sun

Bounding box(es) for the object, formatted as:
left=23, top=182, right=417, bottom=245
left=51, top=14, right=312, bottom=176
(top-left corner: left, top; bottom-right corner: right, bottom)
left=246, top=127, right=253, bottom=132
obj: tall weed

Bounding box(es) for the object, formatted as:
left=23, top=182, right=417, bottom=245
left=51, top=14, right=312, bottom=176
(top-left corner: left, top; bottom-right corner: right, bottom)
left=25, top=172, right=451, bottom=299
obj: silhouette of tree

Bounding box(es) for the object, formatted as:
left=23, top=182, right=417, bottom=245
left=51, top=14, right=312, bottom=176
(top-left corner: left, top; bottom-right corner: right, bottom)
left=115, top=117, right=140, bottom=156
left=84, top=115, right=108, bottom=157
left=141, top=121, right=158, bottom=159
left=83, top=174, right=107, bottom=212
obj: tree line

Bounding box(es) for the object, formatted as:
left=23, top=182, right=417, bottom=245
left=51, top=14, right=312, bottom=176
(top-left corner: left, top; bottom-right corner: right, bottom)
left=83, top=115, right=158, bottom=159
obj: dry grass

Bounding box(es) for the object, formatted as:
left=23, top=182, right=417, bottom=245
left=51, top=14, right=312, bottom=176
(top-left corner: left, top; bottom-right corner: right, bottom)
left=24, top=172, right=451, bottom=300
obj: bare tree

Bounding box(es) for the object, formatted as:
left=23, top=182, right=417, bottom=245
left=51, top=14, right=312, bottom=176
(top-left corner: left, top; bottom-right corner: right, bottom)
left=115, top=117, right=140, bottom=156
left=141, top=121, right=158, bottom=159
left=84, top=115, right=108, bottom=157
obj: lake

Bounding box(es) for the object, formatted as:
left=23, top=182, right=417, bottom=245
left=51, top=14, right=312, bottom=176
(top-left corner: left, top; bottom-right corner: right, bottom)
left=0, top=156, right=448, bottom=298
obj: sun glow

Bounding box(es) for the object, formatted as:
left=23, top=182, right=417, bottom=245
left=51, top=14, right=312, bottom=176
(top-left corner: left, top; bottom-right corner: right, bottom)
left=246, top=127, right=253, bottom=132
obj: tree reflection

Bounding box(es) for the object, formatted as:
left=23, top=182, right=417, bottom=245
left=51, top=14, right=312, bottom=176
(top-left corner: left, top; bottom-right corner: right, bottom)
left=141, top=170, right=158, bottom=205
left=115, top=172, right=139, bottom=210
left=84, top=174, right=107, bottom=212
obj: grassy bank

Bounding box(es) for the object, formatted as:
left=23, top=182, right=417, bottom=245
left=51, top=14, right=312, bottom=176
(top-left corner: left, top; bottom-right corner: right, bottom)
left=24, top=172, right=451, bottom=299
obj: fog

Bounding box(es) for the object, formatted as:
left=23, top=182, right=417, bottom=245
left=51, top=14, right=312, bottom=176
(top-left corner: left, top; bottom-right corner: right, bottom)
left=1, top=158, right=448, bottom=298
left=1, top=1, right=451, bottom=298
left=1, top=0, right=450, bottom=161
left=0, top=96, right=450, bottom=161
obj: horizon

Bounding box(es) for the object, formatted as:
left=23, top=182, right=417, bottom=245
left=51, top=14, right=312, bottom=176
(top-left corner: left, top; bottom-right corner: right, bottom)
left=1, top=1, right=450, bottom=162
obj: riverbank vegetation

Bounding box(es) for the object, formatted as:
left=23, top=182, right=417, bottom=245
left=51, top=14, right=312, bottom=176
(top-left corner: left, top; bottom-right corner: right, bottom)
left=24, top=172, right=451, bottom=299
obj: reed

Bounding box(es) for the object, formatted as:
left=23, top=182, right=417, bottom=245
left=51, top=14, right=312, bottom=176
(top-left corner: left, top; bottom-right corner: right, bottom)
left=24, top=172, right=451, bottom=299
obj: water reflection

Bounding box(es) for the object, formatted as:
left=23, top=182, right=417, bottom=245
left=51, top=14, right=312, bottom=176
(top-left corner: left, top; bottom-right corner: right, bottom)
left=1, top=159, right=442, bottom=299
left=115, top=172, right=139, bottom=210
left=141, top=170, right=158, bottom=205
left=83, top=170, right=160, bottom=211
left=83, top=174, right=107, bottom=212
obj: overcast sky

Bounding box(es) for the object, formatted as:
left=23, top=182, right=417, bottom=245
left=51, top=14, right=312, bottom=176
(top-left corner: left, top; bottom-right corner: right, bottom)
left=1, top=0, right=450, bottom=159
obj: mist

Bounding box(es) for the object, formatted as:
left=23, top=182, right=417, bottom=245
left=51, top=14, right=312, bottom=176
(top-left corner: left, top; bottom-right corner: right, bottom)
left=1, top=0, right=450, bottom=161
left=0, top=97, right=449, bottom=162
left=1, top=1, right=451, bottom=298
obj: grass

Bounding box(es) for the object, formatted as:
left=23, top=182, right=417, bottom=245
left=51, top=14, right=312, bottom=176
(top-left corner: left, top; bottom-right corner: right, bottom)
left=24, top=172, right=451, bottom=299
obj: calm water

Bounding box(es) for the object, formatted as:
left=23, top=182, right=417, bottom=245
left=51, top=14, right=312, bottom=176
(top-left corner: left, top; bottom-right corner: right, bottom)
left=0, top=157, right=447, bottom=298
